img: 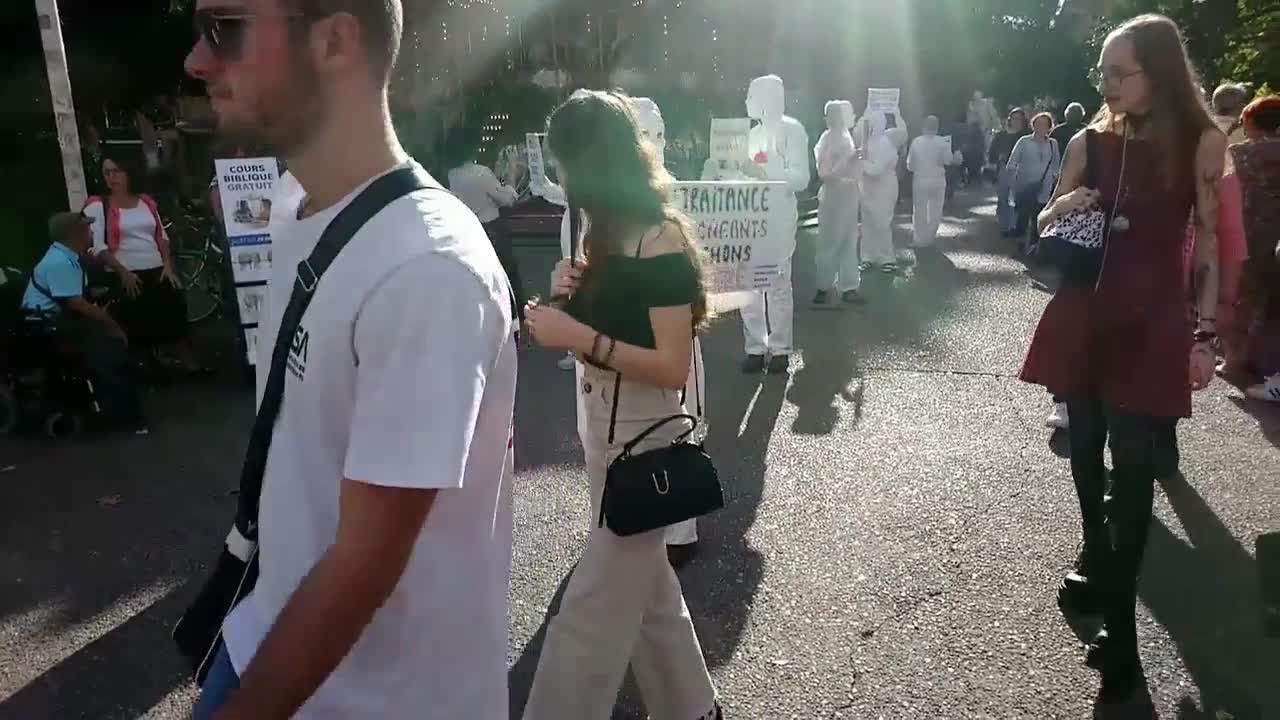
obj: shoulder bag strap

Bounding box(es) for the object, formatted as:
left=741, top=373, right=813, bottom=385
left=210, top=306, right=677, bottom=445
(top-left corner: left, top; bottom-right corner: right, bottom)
left=1036, top=142, right=1053, bottom=187
left=233, top=166, right=437, bottom=538
left=1084, top=129, right=1098, bottom=190
left=29, top=255, right=83, bottom=307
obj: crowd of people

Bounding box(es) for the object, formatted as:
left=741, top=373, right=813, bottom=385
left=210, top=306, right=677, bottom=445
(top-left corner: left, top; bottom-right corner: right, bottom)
left=5, top=0, right=1277, bottom=716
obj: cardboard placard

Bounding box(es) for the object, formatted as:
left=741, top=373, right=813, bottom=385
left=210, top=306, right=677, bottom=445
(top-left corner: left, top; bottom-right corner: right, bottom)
left=672, top=181, right=792, bottom=311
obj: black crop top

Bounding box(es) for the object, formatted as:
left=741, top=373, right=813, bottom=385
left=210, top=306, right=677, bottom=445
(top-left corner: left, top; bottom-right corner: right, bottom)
left=564, top=252, right=699, bottom=350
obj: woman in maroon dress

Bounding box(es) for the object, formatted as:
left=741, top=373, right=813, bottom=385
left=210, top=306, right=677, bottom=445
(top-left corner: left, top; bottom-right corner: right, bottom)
left=1020, top=14, right=1225, bottom=700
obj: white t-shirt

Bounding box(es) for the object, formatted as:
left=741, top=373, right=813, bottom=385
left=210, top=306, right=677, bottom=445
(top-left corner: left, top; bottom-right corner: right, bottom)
left=224, top=162, right=518, bottom=718
left=447, top=162, right=518, bottom=224
left=85, top=199, right=165, bottom=271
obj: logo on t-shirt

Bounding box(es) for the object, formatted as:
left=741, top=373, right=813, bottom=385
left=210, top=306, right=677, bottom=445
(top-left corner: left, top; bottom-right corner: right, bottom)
left=288, top=325, right=309, bottom=380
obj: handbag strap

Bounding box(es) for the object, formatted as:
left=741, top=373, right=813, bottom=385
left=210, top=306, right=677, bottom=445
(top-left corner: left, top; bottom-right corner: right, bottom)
left=1035, top=141, right=1053, bottom=187
left=618, top=413, right=700, bottom=458
left=234, top=166, right=438, bottom=539
left=1083, top=129, right=1098, bottom=190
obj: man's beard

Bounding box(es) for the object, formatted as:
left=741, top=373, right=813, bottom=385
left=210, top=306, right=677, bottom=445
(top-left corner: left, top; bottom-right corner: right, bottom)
left=219, top=58, right=325, bottom=159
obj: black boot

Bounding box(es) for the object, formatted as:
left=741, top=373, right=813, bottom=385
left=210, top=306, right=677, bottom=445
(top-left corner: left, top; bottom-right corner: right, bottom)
left=1086, top=626, right=1141, bottom=701
left=1059, top=529, right=1110, bottom=615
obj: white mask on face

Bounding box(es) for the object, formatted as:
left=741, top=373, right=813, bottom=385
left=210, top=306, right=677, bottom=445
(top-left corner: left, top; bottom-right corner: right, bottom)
left=632, top=97, right=666, bottom=165
left=825, top=100, right=854, bottom=131
left=747, top=75, right=785, bottom=125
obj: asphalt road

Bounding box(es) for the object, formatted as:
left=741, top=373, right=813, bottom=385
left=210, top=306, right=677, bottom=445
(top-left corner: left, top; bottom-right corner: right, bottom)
left=2, top=188, right=1278, bottom=720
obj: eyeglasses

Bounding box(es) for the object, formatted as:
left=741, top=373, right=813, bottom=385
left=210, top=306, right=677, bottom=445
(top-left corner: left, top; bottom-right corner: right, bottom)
left=194, top=9, right=314, bottom=60
left=1090, top=67, right=1145, bottom=89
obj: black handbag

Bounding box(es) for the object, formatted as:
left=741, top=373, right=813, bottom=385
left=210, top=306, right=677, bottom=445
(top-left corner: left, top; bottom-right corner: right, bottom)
left=598, top=349, right=724, bottom=537
left=171, top=167, right=439, bottom=683
left=1039, top=129, right=1109, bottom=285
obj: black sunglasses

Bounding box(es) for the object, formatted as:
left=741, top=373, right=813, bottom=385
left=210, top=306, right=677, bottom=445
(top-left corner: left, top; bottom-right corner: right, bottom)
left=194, top=8, right=314, bottom=60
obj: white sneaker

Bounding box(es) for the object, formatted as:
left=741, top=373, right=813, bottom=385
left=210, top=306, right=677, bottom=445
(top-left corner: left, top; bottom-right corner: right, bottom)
left=1245, top=374, right=1280, bottom=403
left=1045, top=402, right=1069, bottom=429
left=557, top=353, right=576, bottom=371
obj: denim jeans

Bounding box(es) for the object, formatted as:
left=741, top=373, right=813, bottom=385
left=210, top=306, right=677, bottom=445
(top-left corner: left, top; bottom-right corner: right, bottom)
left=191, top=647, right=240, bottom=720
left=996, top=166, right=1015, bottom=233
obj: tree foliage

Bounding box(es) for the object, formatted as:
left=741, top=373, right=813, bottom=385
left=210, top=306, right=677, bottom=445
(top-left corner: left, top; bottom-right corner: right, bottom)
left=1103, top=0, right=1278, bottom=90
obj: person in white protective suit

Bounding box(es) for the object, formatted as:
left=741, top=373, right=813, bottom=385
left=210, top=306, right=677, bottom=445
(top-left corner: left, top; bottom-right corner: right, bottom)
left=532, top=95, right=704, bottom=560
left=967, top=90, right=1001, bottom=163
left=906, top=115, right=958, bottom=267
left=859, top=108, right=907, bottom=273
left=813, top=100, right=866, bottom=307
left=740, top=74, right=810, bottom=374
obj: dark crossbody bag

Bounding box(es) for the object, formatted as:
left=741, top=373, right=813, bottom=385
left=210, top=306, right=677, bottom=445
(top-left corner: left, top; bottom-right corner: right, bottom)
left=599, top=348, right=723, bottom=536
left=171, top=167, right=436, bottom=683
left=1038, top=129, right=1108, bottom=285
left=595, top=232, right=723, bottom=537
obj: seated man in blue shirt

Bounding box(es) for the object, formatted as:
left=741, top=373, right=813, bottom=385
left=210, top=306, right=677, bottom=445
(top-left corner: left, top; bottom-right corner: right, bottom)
left=23, top=211, right=145, bottom=433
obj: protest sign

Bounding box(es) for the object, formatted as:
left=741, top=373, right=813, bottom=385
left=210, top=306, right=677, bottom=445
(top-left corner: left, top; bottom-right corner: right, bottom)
left=866, top=87, right=901, bottom=115
left=672, top=181, right=792, bottom=311
left=214, top=157, right=280, bottom=364
left=526, top=132, right=548, bottom=189
left=709, top=118, right=752, bottom=176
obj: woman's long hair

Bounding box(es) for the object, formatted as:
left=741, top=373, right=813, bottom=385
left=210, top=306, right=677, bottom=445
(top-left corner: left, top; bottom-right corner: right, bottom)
left=1093, top=14, right=1216, bottom=187
left=546, top=89, right=708, bottom=327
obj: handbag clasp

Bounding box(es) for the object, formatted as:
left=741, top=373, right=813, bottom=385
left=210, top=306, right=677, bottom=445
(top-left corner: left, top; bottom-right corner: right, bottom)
left=652, top=470, right=671, bottom=495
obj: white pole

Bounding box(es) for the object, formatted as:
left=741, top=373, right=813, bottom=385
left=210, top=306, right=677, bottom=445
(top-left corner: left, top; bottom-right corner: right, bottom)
left=35, top=0, right=87, bottom=210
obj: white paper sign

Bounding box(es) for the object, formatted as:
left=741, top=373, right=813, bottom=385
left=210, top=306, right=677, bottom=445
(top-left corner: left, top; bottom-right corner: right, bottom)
left=235, top=284, right=268, bottom=326
left=243, top=327, right=261, bottom=363
left=672, top=181, right=792, bottom=311
left=526, top=132, right=548, bottom=189
left=866, top=88, right=901, bottom=115
left=215, top=157, right=280, bottom=364
left=709, top=118, right=752, bottom=174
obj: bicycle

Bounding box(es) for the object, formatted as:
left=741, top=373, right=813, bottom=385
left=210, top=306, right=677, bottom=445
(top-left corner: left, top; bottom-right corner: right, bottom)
left=166, top=201, right=232, bottom=324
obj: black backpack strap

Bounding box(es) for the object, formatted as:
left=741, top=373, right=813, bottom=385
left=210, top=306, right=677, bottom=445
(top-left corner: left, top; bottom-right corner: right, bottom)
left=233, top=166, right=438, bottom=538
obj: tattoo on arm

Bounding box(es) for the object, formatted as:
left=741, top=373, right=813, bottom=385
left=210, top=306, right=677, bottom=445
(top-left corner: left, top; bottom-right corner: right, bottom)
left=1193, top=145, right=1223, bottom=321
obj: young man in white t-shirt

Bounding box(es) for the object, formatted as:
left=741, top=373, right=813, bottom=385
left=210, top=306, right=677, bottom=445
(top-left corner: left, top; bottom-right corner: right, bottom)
left=185, top=2, right=517, bottom=718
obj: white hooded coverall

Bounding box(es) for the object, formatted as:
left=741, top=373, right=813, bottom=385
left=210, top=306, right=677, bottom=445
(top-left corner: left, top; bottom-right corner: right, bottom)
left=907, top=133, right=953, bottom=248
left=741, top=75, right=810, bottom=357
left=859, top=111, right=906, bottom=266
left=814, top=100, right=861, bottom=293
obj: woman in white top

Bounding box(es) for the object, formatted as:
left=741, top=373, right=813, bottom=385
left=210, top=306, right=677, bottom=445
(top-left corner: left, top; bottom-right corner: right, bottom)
left=1006, top=112, right=1062, bottom=247
left=85, top=155, right=201, bottom=373
left=447, top=132, right=523, bottom=319
left=907, top=115, right=958, bottom=260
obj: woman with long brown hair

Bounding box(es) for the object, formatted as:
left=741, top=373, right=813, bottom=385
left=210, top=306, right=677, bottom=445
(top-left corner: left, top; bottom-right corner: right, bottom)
left=1020, top=14, right=1225, bottom=700
left=521, top=90, right=720, bottom=719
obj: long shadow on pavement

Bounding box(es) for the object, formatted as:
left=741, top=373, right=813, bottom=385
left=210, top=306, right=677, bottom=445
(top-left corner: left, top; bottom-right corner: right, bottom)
left=1227, top=396, right=1280, bottom=450
left=0, top=589, right=192, bottom=719
left=1139, top=473, right=1280, bottom=720
left=0, top=378, right=249, bottom=716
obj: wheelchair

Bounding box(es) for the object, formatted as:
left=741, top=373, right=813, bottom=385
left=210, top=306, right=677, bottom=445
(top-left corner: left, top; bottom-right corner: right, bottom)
left=0, top=315, right=99, bottom=437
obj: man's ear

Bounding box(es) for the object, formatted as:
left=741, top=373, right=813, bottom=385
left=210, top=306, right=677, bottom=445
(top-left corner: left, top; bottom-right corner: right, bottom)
left=309, top=12, right=365, bottom=77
